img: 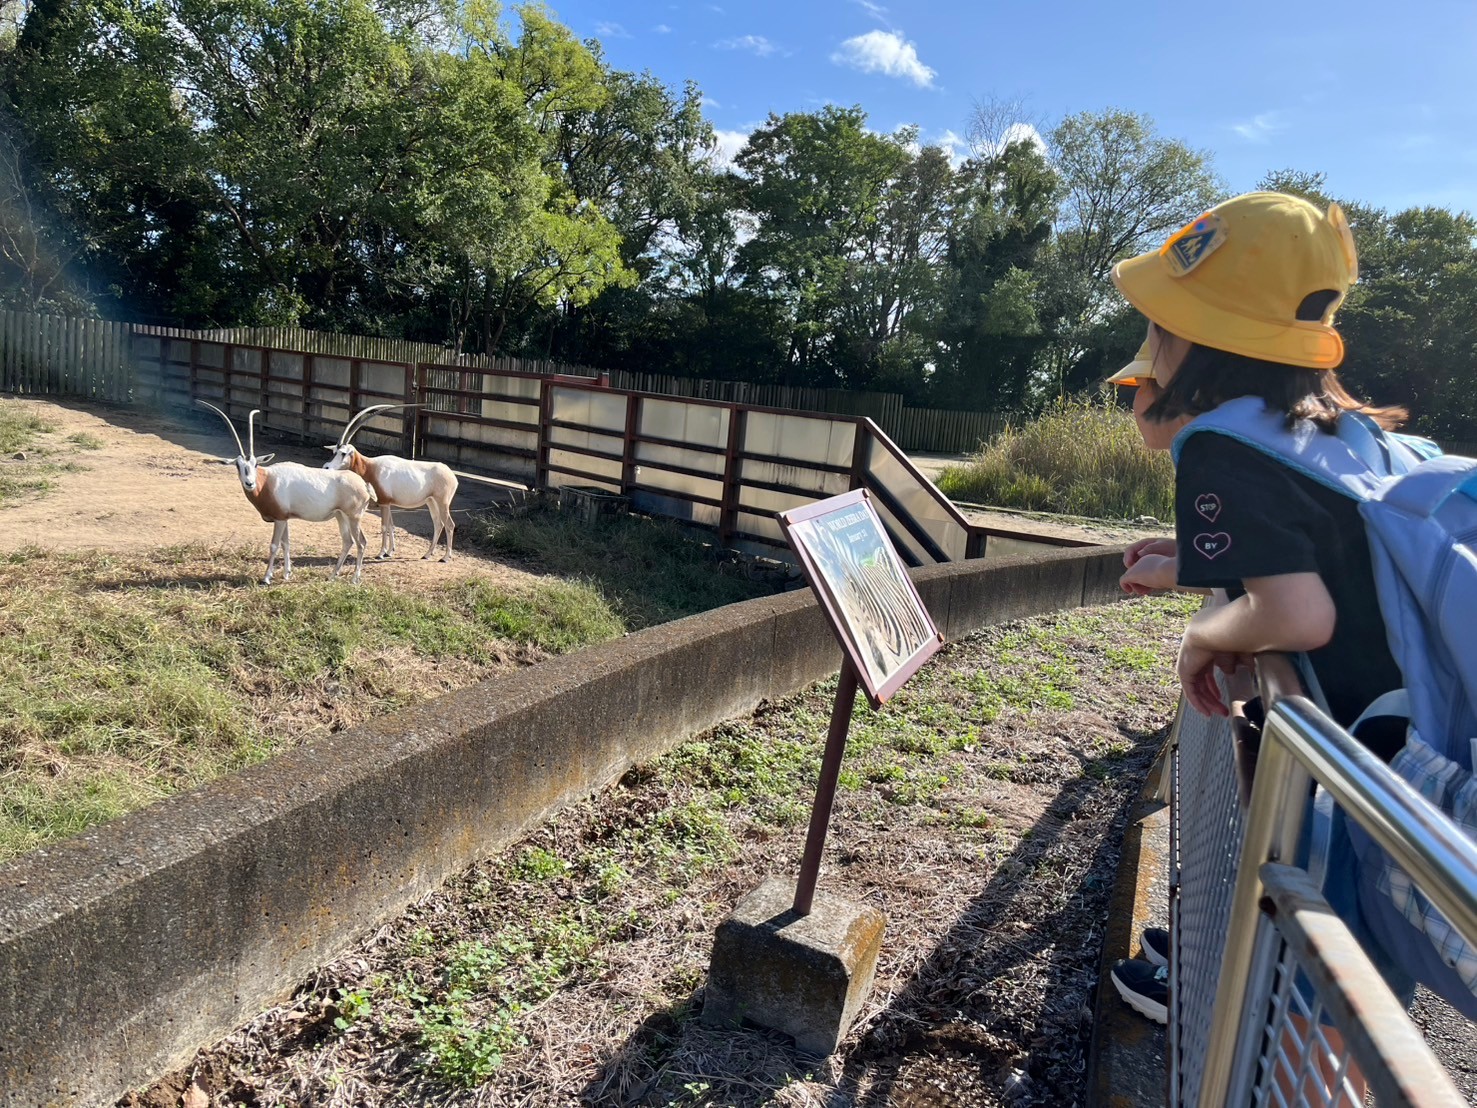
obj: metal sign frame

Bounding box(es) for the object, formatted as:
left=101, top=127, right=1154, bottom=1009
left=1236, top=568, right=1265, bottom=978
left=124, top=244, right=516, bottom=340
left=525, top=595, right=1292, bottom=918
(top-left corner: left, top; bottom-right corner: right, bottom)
left=779, top=488, right=943, bottom=709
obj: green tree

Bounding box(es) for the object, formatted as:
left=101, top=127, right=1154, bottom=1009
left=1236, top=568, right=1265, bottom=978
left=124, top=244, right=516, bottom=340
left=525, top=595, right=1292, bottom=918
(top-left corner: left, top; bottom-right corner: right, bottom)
left=734, top=105, right=952, bottom=391
left=1336, top=205, right=1477, bottom=442
left=1038, top=109, right=1224, bottom=397
left=929, top=135, right=1060, bottom=411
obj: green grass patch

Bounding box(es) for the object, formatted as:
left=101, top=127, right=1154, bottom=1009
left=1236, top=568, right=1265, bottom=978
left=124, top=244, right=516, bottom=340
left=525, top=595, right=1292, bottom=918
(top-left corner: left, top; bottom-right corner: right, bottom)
left=937, top=398, right=1176, bottom=521
left=468, top=501, right=772, bottom=629
left=0, top=403, right=53, bottom=453
left=0, top=547, right=628, bottom=861
left=0, top=402, right=85, bottom=506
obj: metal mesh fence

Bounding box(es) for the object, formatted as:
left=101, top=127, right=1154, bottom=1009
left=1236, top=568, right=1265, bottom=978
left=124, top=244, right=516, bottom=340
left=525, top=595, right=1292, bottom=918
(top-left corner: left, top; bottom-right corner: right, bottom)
left=1250, top=926, right=1363, bottom=1108
left=1170, top=703, right=1244, bottom=1107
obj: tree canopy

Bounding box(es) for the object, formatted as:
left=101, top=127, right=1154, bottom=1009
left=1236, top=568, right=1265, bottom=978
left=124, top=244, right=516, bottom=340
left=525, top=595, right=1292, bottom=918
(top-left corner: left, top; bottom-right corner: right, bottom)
left=1, top=0, right=1474, bottom=440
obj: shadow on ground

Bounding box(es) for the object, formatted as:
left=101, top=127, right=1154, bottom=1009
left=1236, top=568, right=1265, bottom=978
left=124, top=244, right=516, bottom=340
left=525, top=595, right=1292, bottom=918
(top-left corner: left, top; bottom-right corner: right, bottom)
left=580, top=726, right=1168, bottom=1107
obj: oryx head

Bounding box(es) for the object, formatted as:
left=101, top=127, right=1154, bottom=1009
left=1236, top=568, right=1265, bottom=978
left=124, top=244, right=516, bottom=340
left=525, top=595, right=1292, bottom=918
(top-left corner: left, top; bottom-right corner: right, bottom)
left=324, top=404, right=415, bottom=470
left=196, top=400, right=274, bottom=492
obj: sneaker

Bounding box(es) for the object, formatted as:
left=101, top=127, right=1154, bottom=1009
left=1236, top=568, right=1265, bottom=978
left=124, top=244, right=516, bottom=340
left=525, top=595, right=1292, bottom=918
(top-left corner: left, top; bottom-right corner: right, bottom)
left=1141, top=926, right=1170, bottom=968
left=1111, top=959, right=1168, bottom=1025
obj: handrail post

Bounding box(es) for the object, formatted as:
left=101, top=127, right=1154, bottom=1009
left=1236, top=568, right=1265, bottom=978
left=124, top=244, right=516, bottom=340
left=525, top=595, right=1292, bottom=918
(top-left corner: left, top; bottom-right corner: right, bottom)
left=1196, top=710, right=1312, bottom=1108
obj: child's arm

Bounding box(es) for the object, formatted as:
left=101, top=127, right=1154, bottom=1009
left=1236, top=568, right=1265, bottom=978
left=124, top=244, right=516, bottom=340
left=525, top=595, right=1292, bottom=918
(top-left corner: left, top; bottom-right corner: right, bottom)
left=1177, top=573, right=1336, bottom=716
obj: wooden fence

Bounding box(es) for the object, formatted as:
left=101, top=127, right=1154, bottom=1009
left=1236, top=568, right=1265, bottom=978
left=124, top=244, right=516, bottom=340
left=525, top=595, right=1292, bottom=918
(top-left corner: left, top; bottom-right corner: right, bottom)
left=0, top=311, right=135, bottom=403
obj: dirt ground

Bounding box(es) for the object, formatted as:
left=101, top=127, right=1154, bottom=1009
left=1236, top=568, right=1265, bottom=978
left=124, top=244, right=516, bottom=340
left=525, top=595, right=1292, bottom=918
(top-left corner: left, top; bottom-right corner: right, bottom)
left=0, top=395, right=536, bottom=590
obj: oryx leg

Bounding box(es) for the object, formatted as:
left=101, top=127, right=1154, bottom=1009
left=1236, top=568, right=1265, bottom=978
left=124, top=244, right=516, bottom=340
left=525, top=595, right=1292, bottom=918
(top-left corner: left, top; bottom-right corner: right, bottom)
left=332, top=511, right=358, bottom=581
left=352, top=511, right=367, bottom=583
left=281, top=520, right=293, bottom=581
left=376, top=503, right=395, bottom=559
left=424, top=500, right=446, bottom=560
left=263, top=520, right=287, bottom=585
left=439, top=501, right=455, bottom=562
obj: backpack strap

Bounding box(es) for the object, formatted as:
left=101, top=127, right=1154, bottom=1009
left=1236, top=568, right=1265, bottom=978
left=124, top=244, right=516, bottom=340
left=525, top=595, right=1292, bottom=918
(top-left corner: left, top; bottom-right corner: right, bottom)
left=1171, top=397, right=1385, bottom=500
left=1337, top=412, right=1397, bottom=477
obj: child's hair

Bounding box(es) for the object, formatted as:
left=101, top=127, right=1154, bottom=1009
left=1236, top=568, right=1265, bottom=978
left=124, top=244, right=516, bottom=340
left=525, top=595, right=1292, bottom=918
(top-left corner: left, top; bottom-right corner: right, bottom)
left=1141, top=322, right=1407, bottom=432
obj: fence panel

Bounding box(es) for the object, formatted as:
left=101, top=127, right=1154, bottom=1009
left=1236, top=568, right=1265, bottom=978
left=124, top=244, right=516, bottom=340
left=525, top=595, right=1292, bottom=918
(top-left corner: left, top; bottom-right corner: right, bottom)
left=0, top=312, right=137, bottom=402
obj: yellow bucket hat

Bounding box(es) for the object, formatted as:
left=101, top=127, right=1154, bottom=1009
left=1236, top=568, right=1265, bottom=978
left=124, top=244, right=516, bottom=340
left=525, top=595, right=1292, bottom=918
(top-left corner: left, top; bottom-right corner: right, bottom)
left=1111, top=191, right=1359, bottom=370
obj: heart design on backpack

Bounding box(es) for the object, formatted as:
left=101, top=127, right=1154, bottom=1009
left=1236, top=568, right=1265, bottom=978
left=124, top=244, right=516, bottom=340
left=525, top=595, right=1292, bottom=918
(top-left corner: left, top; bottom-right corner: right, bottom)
left=1192, top=532, right=1231, bottom=560
left=1195, top=493, right=1221, bottom=522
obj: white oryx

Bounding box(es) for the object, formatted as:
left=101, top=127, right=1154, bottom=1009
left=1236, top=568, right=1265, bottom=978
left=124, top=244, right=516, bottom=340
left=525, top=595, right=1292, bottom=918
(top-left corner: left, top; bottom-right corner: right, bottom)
left=197, top=400, right=371, bottom=585
left=323, top=404, right=459, bottom=562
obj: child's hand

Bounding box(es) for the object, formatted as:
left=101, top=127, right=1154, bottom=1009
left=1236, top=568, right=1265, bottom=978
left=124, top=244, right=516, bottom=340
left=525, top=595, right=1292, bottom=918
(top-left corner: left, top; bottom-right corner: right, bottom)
left=1124, top=537, right=1176, bottom=568
left=1176, top=638, right=1249, bottom=717
left=1120, top=553, right=1177, bottom=595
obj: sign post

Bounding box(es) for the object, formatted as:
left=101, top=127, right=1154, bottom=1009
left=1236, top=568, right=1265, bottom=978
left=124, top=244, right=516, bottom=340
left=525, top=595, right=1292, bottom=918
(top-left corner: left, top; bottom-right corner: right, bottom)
left=702, top=488, right=942, bottom=1054
left=777, top=488, right=943, bottom=914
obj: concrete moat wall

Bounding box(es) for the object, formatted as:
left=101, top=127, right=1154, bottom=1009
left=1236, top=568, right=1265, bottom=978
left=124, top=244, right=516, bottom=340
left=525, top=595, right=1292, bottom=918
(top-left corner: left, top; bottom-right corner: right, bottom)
left=0, top=545, right=1129, bottom=1107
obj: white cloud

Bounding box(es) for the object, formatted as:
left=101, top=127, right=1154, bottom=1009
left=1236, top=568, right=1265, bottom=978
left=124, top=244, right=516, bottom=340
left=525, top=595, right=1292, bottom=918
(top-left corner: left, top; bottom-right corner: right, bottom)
left=935, top=128, right=966, bottom=167
left=830, top=30, right=935, bottom=88
left=852, top=0, right=889, bottom=21
left=701, top=95, right=722, bottom=109
left=595, top=21, right=630, bottom=38
left=653, top=23, right=672, bottom=33
left=1232, top=111, right=1286, bottom=142
left=996, top=122, right=1047, bottom=156
left=709, top=128, right=751, bottom=170
left=715, top=34, right=776, bottom=57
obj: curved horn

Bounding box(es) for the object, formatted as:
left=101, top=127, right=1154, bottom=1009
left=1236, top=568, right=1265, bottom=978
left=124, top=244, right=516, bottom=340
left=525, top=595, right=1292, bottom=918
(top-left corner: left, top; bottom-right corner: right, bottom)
left=339, top=403, right=420, bottom=448
left=248, top=408, right=260, bottom=460
left=195, top=400, right=245, bottom=458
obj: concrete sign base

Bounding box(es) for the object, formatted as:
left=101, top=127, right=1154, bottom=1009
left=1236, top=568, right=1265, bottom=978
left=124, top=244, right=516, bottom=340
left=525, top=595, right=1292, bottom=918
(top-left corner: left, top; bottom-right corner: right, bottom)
left=702, top=875, right=886, bottom=1056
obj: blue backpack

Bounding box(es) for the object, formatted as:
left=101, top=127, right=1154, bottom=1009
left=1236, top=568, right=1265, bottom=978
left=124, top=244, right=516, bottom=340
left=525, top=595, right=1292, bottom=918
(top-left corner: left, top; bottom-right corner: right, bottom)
left=1174, top=396, right=1477, bottom=1016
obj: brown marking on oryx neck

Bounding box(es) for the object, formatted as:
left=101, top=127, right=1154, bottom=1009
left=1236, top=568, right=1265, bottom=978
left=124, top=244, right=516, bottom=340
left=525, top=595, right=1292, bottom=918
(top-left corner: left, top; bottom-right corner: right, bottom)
left=344, top=448, right=391, bottom=503
left=244, top=468, right=290, bottom=522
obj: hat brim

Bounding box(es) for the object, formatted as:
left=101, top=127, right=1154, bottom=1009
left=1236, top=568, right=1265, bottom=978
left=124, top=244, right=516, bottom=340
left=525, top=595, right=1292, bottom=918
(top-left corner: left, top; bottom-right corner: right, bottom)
left=1105, top=359, right=1152, bottom=387
left=1105, top=338, right=1153, bottom=387
left=1112, top=252, right=1344, bottom=369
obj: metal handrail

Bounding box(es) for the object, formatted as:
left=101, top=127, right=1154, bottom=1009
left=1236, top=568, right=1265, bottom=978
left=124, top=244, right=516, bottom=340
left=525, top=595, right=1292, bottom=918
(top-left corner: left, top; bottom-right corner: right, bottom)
left=1197, top=657, right=1477, bottom=1108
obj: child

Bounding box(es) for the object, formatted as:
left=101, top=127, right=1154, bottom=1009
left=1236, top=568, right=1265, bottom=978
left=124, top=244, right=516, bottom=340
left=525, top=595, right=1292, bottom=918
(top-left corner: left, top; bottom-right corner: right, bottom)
left=1101, top=193, right=1417, bottom=1094
left=1109, top=192, right=1405, bottom=755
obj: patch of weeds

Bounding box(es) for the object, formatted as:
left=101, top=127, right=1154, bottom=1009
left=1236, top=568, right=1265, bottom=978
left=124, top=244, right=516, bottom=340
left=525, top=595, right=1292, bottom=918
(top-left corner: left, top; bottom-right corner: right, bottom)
left=333, top=988, right=372, bottom=1031
left=0, top=405, right=52, bottom=453
left=661, top=725, right=817, bottom=819
left=1104, top=644, right=1161, bottom=673
left=949, top=806, right=993, bottom=829
left=468, top=502, right=770, bottom=629
left=67, top=431, right=103, bottom=450
left=882, top=771, right=949, bottom=806
left=649, top=800, right=738, bottom=874
left=514, top=846, right=569, bottom=882
left=412, top=912, right=607, bottom=1088
left=594, top=860, right=630, bottom=897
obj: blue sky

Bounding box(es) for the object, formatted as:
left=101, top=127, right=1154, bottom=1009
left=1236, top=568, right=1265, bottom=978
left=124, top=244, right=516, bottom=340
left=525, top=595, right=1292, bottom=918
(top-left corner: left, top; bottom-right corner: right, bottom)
left=545, top=0, right=1477, bottom=214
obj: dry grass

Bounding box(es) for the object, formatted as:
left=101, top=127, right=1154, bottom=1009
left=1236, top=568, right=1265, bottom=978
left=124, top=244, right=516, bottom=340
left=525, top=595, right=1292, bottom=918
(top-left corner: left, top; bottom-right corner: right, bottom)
left=126, top=594, right=1198, bottom=1108
left=937, top=399, right=1176, bottom=522
left=0, top=399, right=84, bottom=503
left=0, top=545, right=618, bottom=861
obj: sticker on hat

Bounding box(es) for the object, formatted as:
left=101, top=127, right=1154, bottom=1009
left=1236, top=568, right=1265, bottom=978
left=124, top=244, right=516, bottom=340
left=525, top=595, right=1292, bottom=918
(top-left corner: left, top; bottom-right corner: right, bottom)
left=1160, top=212, right=1227, bottom=277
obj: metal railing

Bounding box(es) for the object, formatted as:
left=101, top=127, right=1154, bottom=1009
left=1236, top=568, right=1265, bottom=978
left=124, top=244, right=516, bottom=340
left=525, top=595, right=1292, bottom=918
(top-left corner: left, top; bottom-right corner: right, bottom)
left=1171, top=655, right=1477, bottom=1107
